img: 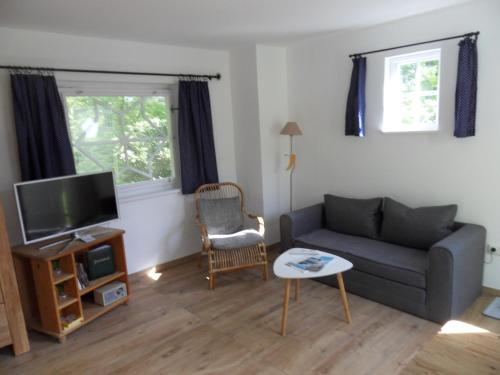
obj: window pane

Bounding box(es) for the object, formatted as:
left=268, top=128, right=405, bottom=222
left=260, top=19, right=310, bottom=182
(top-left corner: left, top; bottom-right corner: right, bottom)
left=399, top=63, right=417, bottom=93
left=383, top=49, right=440, bottom=132
left=419, top=95, right=438, bottom=125
left=65, top=93, right=173, bottom=185
left=420, top=60, right=439, bottom=91
left=127, top=140, right=172, bottom=180
left=401, top=96, right=416, bottom=125
left=75, top=143, right=122, bottom=172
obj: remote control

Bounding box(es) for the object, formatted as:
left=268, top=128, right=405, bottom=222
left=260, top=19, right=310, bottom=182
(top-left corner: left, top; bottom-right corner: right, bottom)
left=78, top=234, right=96, bottom=243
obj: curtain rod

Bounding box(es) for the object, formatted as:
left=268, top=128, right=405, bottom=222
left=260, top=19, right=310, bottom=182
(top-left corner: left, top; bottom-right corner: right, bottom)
left=349, top=31, right=480, bottom=58
left=0, top=65, right=221, bottom=80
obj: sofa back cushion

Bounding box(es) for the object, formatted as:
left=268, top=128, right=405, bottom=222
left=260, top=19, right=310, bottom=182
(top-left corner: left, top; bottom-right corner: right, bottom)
left=324, top=194, right=382, bottom=239
left=381, top=198, right=457, bottom=249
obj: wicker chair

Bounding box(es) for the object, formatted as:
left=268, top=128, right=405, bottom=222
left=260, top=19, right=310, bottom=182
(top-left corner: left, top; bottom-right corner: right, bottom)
left=195, top=182, right=268, bottom=289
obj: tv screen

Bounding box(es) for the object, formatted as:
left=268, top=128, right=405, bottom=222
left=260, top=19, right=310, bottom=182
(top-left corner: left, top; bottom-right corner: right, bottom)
left=15, top=171, right=119, bottom=244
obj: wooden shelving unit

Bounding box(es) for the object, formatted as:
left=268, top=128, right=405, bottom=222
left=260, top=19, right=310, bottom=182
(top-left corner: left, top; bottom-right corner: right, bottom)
left=12, top=228, right=129, bottom=343
left=53, top=272, right=74, bottom=285
left=82, top=296, right=129, bottom=321
left=57, top=297, right=79, bottom=310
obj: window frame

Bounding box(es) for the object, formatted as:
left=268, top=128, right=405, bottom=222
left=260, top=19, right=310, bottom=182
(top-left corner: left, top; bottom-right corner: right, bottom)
left=59, top=80, right=180, bottom=201
left=382, top=48, right=441, bottom=133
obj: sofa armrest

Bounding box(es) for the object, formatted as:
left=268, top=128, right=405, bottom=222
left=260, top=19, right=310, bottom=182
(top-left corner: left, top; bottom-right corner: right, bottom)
left=280, top=204, right=324, bottom=252
left=427, top=224, right=486, bottom=323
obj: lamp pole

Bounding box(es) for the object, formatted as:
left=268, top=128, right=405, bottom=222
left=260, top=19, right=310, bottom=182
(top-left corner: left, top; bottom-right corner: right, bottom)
left=280, top=121, right=302, bottom=213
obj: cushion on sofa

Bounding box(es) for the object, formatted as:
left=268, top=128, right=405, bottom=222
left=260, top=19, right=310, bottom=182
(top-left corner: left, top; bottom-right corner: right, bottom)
left=381, top=198, right=457, bottom=250
left=296, top=229, right=427, bottom=289
left=324, top=194, right=382, bottom=239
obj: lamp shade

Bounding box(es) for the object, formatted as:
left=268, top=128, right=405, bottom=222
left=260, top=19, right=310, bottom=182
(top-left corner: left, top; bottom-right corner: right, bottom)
left=280, top=122, right=303, bottom=136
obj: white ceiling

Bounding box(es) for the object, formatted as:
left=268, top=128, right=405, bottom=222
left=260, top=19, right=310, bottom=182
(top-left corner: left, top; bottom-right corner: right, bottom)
left=0, top=0, right=474, bottom=48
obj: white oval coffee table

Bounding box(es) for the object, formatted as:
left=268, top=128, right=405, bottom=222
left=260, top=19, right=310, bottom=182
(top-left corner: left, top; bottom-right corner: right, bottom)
left=273, top=248, right=353, bottom=336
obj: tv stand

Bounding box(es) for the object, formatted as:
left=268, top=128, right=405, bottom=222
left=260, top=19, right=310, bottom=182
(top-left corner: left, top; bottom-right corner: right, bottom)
left=55, top=232, right=96, bottom=254
left=12, top=227, right=129, bottom=343
left=38, top=227, right=112, bottom=251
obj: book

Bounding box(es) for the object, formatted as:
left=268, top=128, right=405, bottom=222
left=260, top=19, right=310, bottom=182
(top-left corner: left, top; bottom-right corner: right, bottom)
left=76, top=277, right=84, bottom=291
left=76, top=262, right=90, bottom=288
left=286, top=255, right=334, bottom=273
left=61, top=314, right=83, bottom=330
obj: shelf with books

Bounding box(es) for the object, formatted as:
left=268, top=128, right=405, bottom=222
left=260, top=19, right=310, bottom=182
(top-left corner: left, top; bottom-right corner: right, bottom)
left=61, top=317, right=83, bottom=333
left=60, top=302, right=83, bottom=333
left=78, top=271, right=126, bottom=296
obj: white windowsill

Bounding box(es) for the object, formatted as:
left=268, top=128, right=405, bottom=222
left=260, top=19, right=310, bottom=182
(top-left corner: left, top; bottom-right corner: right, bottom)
left=380, top=124, right=439, bottom=134
left=117, top=179, right=181, bottom=203
left=379, top=129, right=439, bottom=134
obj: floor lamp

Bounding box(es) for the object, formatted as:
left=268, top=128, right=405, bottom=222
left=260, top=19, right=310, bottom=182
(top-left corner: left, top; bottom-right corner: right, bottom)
left=280, top=122, right=303, bottom=212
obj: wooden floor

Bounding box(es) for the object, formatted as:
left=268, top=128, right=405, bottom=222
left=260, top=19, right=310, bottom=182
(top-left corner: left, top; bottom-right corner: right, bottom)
left=0, top=255, right=498, bottom=375
left=402, top=295, right=500, bottom=375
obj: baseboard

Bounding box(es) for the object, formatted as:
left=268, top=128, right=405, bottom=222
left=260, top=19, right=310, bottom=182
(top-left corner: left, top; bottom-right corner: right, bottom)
left=133, top=242, right=281, bottom=277
left=267, top=242, right=281, bottom=253
left=155, top=253, right=200, bottom=273
left=483, top=286, right=500, bottom=297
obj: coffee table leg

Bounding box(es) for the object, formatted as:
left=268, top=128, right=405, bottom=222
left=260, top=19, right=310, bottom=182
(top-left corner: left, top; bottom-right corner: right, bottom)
left=281, top=279, right=291, bottom=336
left=337, top=273, right=352, bottom=324
left=295, top=279, right=300, bottom=302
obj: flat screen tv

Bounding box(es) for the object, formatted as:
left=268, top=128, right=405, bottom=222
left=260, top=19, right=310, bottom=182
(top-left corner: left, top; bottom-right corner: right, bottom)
left=14, top=171, right=119, bottom=244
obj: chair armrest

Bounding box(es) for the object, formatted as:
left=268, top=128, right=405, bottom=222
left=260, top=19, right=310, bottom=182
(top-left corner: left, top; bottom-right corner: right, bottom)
left=243, top=210, right=265, bottom=236
left=427, top=224, right=486, bottom=323
left=280, top=204, right=324, bottom=252
left=195, top=217, right=211, bottom=250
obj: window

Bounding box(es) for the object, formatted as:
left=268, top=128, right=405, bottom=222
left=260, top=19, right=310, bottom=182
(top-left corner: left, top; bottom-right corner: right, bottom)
left=60, top=82, right=178, bottom=197
left=382, top=49, right=441, bottom=133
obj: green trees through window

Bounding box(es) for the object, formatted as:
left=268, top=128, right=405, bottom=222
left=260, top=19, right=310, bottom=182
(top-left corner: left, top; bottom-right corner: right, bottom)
left=65, top=95, right=174, bottom=185
left=399, top=59, right=439, bottom=126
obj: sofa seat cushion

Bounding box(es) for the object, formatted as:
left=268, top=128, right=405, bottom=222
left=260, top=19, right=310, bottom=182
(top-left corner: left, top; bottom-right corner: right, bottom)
left=295, top=229, right=427, bottom=289
left=209, top=229, right=264, bottom=250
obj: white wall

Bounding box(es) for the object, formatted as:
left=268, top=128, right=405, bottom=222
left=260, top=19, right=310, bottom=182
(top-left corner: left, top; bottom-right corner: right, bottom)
left=0, top=27, right=236, bottom=274
left=230, top=45, right=290, bottom=244
left=229, top=46, right=264, bottom=216
left=287, top=0, right=500, bottom=288
left=256, top=45, right=290, bottom=244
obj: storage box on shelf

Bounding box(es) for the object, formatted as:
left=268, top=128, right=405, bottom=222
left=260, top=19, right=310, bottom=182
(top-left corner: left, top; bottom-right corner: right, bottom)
left=12, top=228, right=129, bottom=343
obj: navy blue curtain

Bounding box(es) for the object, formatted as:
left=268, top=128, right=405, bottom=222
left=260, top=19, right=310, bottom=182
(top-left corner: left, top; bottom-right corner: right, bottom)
left=345, top=56, right=367, bottom=137
left=178, top=80, right=219, bottom=194
left=11, top=73, right=76, bottom=181
left=454, top=37, right=478, bottom=138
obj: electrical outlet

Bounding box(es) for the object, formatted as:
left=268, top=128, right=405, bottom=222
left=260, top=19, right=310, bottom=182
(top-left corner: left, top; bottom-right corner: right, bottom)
left=486, top=245, right=499, bottom=256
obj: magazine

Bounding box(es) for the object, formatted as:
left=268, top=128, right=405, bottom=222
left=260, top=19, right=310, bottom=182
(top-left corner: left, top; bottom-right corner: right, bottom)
left=286, top=255, right=334, bottom=273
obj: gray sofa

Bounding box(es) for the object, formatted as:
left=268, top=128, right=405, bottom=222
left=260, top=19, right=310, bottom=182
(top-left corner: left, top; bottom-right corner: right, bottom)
left=280, top=197, right=486, bottom=323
